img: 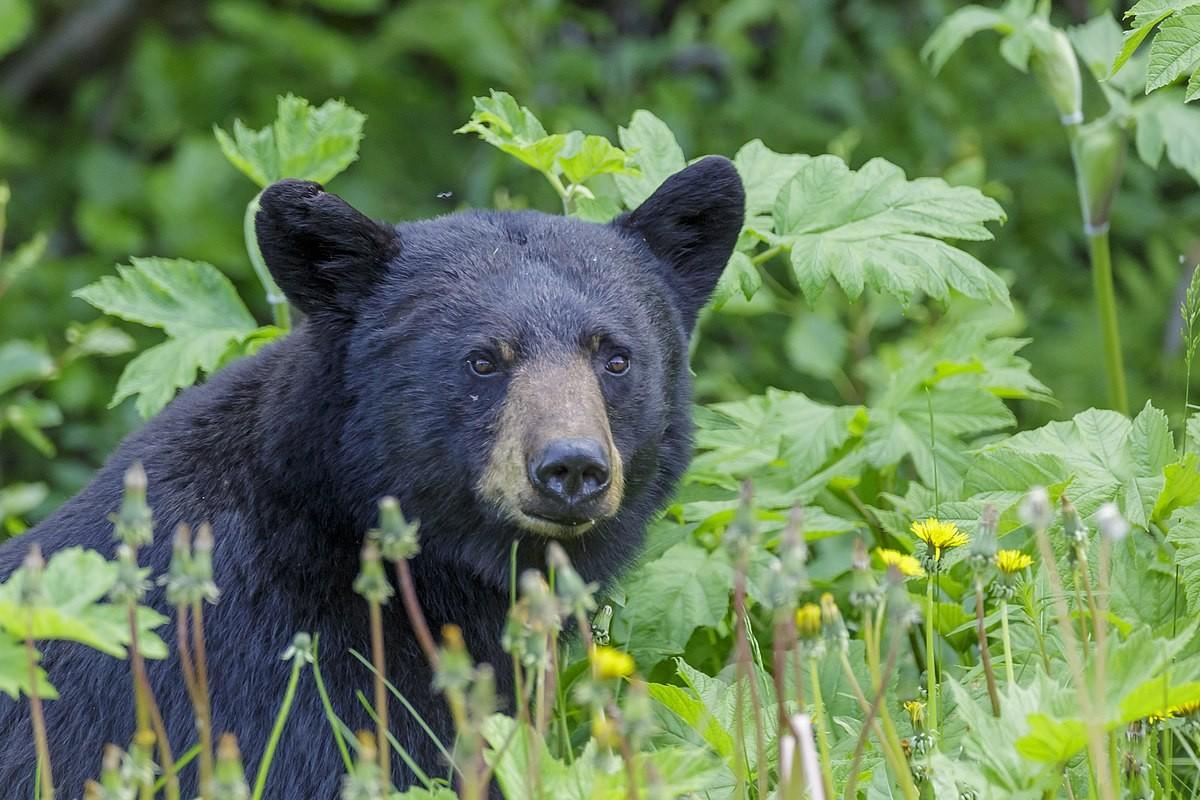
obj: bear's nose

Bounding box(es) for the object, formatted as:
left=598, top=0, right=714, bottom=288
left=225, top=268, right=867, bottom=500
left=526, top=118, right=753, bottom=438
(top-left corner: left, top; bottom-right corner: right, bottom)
left=529, top=438, right=611, bottom=511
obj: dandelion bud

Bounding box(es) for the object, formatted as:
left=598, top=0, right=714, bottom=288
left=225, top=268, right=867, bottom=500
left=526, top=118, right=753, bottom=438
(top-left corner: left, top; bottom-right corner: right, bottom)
left=163, top=523, right=194, bottom=606
left=1018, top=487, right=1053, bottom=531
left=109, top=543, right=150, bottom=605
left=519, top=569, right=562, bottom=635
left=114, top=462, right=153, bottom=548
left=820, top=593, right=849, bottom=654
left=1059, top=496, right=1088, bottom=551
left=99, top=743, right=126, bottom=793
left=778, top=506, right=811, bottom=589
left=549, top=543, right=599, bottom=619
left=434, top=625, right=474, bottom=694
left=282, top=632, right=315, bottom=665
left=213, top=733, right=249, bottom=800
left=1096, top=502, right=1130, bottom=542
left=353, top=541, right=393, bottom=606
left=849, top=538, right=882, bottom=610
left=724, top=480, right=758, bottom=554
left=1074, top=118, right=1126, bottom=231
left=968, top=505, right=998, bottom=576
left=468, top=663, right=497, bottom=721
left=372, top=496, right=420, bottom=562
left=341, top=732, right=382, bottom=800
left=590, top=604, right=613, bottom=646
left=192, top=522, right=220, bottom=604
left=18, top=544, right=44, bottom=607
left=1031, top=28, right=1082, bottom=125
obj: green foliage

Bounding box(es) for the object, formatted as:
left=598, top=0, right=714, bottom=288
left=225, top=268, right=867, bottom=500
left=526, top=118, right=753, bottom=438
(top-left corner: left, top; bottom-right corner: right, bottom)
left=74, top=257, right=270, bottom=418
left=1114, top=1, right=1200, bottom=100
left=214, top=95, right=366, bottom=187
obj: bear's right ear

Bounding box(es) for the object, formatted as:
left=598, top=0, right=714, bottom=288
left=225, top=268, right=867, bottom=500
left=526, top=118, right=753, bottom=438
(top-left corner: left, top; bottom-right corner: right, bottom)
left=255, top=180, right=399, bottom=318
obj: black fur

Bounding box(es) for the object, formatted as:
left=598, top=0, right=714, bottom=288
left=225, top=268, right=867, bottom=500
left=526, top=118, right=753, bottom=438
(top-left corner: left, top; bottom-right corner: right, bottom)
left=0, top=158, right=743, bottom=798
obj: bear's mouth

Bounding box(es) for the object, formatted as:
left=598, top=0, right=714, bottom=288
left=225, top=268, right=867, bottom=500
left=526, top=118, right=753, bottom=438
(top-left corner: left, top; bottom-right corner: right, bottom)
left=515, top=509, right=598, bottom=538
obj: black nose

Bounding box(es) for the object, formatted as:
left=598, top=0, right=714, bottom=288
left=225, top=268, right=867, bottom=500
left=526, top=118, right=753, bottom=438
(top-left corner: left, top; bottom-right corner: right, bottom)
left=529, top=438, right=611, bottom=509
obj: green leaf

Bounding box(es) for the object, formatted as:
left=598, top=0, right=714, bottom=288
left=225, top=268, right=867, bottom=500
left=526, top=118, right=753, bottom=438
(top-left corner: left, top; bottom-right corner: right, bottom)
left=0, top=0, right=32, bottom=59
left=1135, top=94, right=1200, bottom=182
left=0, top=547, right=168, bottom=659
left=710, top=251, right=761, bottom=310
left=732, top=139, right=810, bottom=223
left=455, top=90, right=566, bottom=174
left=0, top=231, right=46, bottom=291
left=0, top=483, right=47, bottom=521
left=215, top=95, right=366, bottom=187
left=4, top=395, right=62, bottom=457
left=647, top=681, right=734, bottom=758
left=557, top=134, right=635, bottom=185
left=618, top=542, right=732, bottom=664
left=0, top=635, right=56, bottom=700
left=1146, top=6, right=1200, bottom=93
left=773, top=156, right=1009, bottom=308
left=921, top=5, right=1009, bottom=74
left=570, top=196, right=622, bottom=223
left=1069, top=13, right=1128, bottom=81
left=74, top=257, right=259, bottom=417
left=0, top=339, right=53, bottom=396
left=614, top=110, right=687, bottom=208
left=1167, top=506, right=1200, bottom=613
left=1155, top=454, right=1200, bottom=521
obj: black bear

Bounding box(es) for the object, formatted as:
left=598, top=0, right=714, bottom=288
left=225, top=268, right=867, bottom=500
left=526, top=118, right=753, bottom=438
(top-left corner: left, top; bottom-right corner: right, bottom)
left=0, top=156, right=744, bottom=797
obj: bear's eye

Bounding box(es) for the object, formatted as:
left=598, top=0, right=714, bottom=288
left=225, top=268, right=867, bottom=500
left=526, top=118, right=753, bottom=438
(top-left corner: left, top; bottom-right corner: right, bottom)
left=604, top=353, right=630, bottom=375
left=467, top=354, right=498, bottom=377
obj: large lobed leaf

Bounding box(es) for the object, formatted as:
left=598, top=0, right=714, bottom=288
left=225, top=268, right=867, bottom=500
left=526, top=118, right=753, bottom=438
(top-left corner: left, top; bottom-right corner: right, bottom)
left=74, top=257, right=260, bottom=417
left=0, top=547, right=168, bottom=662
left=215, top=94, right=366, bottom=187
left=1113, top=0, right=1200, bottom=101
left=771, top=156, right=1009, bottom=308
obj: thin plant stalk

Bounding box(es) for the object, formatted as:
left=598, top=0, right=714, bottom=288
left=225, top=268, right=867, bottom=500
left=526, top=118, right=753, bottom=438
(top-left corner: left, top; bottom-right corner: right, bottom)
left=127, top=604, right=178, bottom=800
left=808, top=656, right=835, bottom=800
left=243, top=193, right=290, bottom=330
left=368, top=600, right=390, bottom=793
left=191, top=601, right=215, bottom=796
left=732, top=558, right=768, bottom=799
left=250, top=651, right=304, bottom=800
left=311, top=640, right=353, bottom=774
left=24, top=632, right=53, bottom=800
left=836, top=649, right=915, bottom=799
left=1085, top=229, right=1128, bottom=415
left=1000, top=601, right=1016, bottom=685
left=974, top=579, right=1001, bottom=717
left=1033, top=525, right=1114, bottom=800
left=394, top=559, right=439, bottom=668
left=925, top=570, right=938, bottom=738
left=843, top=630, right=911, bottom=800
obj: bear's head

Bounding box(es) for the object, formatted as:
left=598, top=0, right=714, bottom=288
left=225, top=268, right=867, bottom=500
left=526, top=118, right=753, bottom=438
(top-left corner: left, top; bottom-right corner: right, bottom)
left=255, top=158, right=744, bottom=586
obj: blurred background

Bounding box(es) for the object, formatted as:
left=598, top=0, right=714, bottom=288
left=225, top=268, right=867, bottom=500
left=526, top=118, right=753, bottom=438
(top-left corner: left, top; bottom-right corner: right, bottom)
left=1, top=0, right=1197, bottom=526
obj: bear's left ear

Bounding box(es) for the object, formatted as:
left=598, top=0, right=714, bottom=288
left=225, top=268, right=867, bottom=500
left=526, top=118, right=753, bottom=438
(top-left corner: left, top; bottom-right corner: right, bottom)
left=615, top=156, right=744, bottom=329
left=255, top=179, right=399, bottom=319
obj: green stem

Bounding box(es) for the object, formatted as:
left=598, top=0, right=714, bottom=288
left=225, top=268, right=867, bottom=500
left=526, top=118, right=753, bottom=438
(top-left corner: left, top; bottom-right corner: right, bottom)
left=311, top=638, right=353, bottom=774
left=250, top=654, right=304, bottom=800
left=926, top=572, right=938, bottom=740
left=1001, top=601, right=1016, bottom=686
left=808, top=656, right=835, bottom=800
left=244, top=193, right=291, bottom=330
left=1087, top=230, right=1128, bottom=415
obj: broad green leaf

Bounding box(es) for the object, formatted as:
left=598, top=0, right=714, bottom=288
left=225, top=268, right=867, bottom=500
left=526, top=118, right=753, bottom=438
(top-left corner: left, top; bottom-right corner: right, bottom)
left=618, top=542, right=732, bottom=664
left=215, top=95, right=366, bottom=186
left=614, top=110, right=687, bottom=208
left=0, top=547, right=168, bottom=659
left=647, top=682, right=734, bottom=758
left=945, top=678, right=1061, bottom=792
left=455, top=90, right=566, bottom=174
left=971, top=406, right=1168, bottom=528
left=922, top=5, right=1009, bottom=74
left=557, top=134, right=635, bottom=185
left=784, top=312, right=848, bottom=380
left=0, top=339, right=53, bottom=396
left=0, top=0, right=32, bottom=59
left=1135, top=94, right=1200, bottom=182
left=1167, top=506, right=1200, bottom=613
left=773, top=156, right=1009, bottom=308
left=1155, top=454, right=1200, bottom=521
left=1070, top=13, right=1128, bottom=80
left=570, top=196, right=622, bottom=223
left=710, top=250, right=761, bottom=310
left=74, top=257, right=259, bottom=417
left=1146, top=6, right=1200, bottom=93
left=1190, top=66, right=1200, bottom=98
left=732, top=139, right=810, bottom=223
left=0, top=635, right=56, bottom=700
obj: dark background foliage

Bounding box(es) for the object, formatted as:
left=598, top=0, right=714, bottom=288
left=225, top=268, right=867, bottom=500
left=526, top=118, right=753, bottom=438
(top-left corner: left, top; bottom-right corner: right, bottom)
left=2, top=0, right=1196, bottom=521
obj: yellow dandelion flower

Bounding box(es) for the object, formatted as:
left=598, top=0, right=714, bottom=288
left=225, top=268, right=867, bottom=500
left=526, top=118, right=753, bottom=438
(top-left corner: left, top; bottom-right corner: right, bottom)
left=795, top=603, right=822, bottom=638
left=910, top=518, right=969, bottom=562
left=996, top=549, right=1033, bottom=575
left=591, top=714, right=620, bottom=747
left=590, top=645, right=635, bottom=680
left=877, top=548, right=925, bottom=578
left=1150, top=699, right=1200, bottom=724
